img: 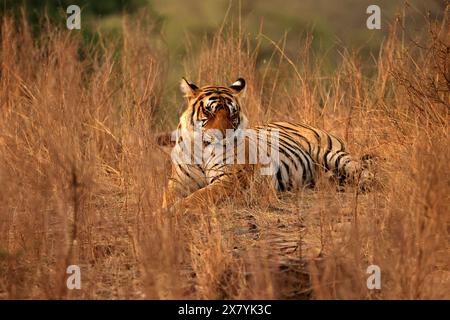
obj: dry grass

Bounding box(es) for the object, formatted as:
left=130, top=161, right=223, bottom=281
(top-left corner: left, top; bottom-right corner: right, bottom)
left=0, top=7, right=448, bottom=299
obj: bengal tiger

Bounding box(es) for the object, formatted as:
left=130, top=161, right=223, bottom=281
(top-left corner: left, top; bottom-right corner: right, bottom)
left=160, top=78, right=374, bottom=212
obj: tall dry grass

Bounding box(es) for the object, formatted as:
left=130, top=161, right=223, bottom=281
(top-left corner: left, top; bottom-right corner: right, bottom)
left=0, top=7, right=448, bottom=299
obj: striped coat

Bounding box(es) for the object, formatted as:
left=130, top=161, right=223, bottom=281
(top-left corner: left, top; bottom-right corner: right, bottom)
left=162, top=78, right=373, bottom=211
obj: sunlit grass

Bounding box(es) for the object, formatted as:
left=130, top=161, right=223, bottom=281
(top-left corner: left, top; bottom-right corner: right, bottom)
left=0, top=5, right=448, bottom=299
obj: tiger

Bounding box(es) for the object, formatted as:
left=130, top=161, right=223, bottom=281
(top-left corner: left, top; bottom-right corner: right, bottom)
left=160, top=77, right=374, bottom=212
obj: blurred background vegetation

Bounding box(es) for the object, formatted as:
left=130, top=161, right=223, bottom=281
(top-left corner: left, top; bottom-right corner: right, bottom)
left=1, top=0, right=445, bottom=101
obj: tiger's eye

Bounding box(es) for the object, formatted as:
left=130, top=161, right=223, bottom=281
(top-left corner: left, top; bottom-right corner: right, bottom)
left=205, top=102, right=213, bottom=112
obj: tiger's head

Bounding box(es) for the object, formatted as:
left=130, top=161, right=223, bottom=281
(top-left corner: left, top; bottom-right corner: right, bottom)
left=178, top=78, right=248, bottom=135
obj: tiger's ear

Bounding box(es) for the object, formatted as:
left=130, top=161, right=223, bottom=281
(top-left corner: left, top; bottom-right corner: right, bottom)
left=229, top=78, right=246, bottom=95
left=180, top=78, right=199, bottom=98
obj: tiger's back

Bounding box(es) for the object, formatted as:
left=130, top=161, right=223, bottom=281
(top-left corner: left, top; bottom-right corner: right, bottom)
left=256, top=121, right=368, bottom=192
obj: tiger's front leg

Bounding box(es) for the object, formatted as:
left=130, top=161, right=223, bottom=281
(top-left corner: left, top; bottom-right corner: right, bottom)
left=170, top=181, right=232, bottom=212
left=166, top=164, right=253, bottom=214
left=161, top=163, right=207, bottom=210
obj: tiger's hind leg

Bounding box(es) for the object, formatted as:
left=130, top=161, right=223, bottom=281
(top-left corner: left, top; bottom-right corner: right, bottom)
left=333, top=153, right=376, bottom=192
left=357, top=154, right=377, bottom=192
